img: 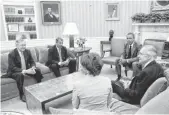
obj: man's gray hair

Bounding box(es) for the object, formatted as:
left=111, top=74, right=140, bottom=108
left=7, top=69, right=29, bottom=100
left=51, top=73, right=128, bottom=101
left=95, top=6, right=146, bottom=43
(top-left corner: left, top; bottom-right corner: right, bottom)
left=142, top=45, right=157, bottom=59
left=16, top=34, right=27, bottom=44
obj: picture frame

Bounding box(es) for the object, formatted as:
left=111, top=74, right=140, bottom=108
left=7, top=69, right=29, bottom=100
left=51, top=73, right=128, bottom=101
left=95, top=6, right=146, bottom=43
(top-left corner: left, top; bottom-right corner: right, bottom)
left=40, top=1, right=61, bottom=25
left=8, top=24, right=19, bottom=32
left=151, top=1, right=169, bottom=12
left=105, top=2, right=120, bottom=21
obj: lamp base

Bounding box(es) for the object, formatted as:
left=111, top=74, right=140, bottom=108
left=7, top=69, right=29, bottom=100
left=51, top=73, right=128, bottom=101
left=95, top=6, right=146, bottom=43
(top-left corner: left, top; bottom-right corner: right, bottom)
left=69, top=35, right=74, bottom=48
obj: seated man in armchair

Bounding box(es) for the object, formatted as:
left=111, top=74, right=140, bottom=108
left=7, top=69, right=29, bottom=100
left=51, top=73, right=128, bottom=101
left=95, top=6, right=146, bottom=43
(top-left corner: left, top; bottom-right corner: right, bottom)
left=112, top=45, right=164, bottom=104
left=115, top=32, right=140, bottom=81
left=46, top=37, right=76, bottom=77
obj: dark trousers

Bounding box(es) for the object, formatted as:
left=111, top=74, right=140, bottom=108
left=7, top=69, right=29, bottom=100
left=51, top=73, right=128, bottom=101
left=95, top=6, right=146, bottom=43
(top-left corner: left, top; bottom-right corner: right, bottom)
left=111, top=81, right=126, bottom=98
left=111, top=80, right=138, bottom=104
left=49, top=59, right=76, bottom=77
left=115, top=58, right=140, bottom=79
left=10, top=69, right=43, bottom=98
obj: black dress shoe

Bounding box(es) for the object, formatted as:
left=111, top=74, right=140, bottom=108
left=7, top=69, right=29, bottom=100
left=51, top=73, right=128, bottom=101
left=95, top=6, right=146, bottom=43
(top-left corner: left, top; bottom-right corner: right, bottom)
left=20, top=95, right=26, bottom=102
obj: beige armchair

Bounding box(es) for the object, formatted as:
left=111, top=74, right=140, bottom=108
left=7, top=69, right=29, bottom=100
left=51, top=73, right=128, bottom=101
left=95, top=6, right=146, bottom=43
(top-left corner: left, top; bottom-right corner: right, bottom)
left=100, top=39, right=127, bottom=67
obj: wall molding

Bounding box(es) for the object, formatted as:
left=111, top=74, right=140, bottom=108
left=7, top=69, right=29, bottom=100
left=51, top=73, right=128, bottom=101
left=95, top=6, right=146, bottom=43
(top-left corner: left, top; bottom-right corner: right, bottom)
left=1, top=36, right=125, bottom=52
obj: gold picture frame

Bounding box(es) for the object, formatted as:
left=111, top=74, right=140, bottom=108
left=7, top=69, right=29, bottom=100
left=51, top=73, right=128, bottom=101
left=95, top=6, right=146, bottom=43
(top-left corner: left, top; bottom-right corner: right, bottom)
left=40, top=1, right=61, bottom=25
left=151, top=1, right=169, bottom=12
left=105, top=2, right=120, bottom=21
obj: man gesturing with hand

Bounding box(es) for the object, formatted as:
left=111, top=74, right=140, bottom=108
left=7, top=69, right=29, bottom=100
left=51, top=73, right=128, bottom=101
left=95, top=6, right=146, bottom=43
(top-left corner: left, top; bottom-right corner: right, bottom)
left=46, top=37, right=76, bottom=77
left=7, top=35, right=43, bottom=102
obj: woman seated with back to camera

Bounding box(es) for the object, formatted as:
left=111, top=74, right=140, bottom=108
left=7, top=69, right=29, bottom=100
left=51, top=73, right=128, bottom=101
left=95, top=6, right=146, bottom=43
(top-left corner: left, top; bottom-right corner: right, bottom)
left=72, top=53, right=113, bottom=112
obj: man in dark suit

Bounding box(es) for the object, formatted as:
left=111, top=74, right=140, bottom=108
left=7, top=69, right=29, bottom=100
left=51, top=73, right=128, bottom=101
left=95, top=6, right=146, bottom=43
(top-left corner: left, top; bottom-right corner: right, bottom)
left=112, top=45, right=164, bottom=104
left=44, top=8, right=58, bottom=22
left=7, top=35, right=43, bottom=102
left=115, top=32, right=140, bottom=81
left=46, top=37, right=76, bottom=77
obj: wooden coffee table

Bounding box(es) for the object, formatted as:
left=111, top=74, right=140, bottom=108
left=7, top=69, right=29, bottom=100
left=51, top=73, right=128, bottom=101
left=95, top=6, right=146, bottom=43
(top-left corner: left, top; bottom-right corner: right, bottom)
left=25, top=72, right=83, bottom=114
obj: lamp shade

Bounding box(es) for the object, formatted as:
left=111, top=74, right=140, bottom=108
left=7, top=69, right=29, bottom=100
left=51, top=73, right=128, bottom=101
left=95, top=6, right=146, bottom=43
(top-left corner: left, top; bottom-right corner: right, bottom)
left=62, top=23, right=79, bottom=36
left=167, top=36, right=169, bottom=41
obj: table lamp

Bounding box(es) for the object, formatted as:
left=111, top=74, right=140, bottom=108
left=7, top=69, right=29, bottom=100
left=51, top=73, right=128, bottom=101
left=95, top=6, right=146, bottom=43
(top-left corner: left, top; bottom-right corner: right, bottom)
left=167, top=36, right=169, bottom=41
left=62, top=23, right=79, bottom=48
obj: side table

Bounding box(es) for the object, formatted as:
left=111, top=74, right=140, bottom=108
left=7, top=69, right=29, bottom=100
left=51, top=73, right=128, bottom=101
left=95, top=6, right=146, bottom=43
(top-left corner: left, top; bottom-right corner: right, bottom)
left=70, top=47, right=92, bottom=70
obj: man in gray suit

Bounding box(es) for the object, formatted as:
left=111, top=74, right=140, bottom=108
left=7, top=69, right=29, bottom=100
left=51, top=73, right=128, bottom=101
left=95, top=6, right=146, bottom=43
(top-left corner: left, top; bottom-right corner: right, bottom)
left=115, top=32, right=140, bottom=81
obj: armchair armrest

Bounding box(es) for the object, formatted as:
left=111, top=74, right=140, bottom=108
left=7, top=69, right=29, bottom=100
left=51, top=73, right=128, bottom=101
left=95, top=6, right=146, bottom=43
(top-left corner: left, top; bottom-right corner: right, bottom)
left=100, top=41, right=112, bottom=58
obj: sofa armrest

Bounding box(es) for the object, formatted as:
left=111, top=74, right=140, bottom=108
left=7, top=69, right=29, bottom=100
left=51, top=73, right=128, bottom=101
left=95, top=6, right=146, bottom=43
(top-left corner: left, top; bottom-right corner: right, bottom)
left=100, top=41, right=112, bottom=58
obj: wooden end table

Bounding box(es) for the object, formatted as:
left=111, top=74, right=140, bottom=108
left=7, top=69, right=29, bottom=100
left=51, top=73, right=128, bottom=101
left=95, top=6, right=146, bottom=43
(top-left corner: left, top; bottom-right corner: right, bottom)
left=25, top=72, right=84, bottom=114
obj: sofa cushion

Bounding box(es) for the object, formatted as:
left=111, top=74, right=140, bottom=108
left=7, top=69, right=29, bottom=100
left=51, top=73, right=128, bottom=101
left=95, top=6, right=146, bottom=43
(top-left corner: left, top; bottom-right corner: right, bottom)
left=49, top=107, right=116, bottom=115
left=1, top=78, right=19, bottom=101
left=37, top=47, right=49, bottom=64
left=0, top=78, right=16, bottom=85
left=27, top=47, right=38, bottom=62
left=36, top=62, right=51, bottom=74
left=67, top=49, right=76, bottom=58
left=109, top=98, right=139, bottom=114
left=136, top=87, right=169, bottom=114
left=140, top=77, right=168, bottom=107
left=1, top=52, right=9, bottom=74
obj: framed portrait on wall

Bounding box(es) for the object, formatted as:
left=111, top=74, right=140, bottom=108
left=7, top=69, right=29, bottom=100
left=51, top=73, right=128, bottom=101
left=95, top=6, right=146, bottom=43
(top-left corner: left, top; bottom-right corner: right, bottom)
left=40, top=1, right=61, bottom=25
left=105, top=2, right=120, bottom=21
left=151, top=1, right=169, bottom=12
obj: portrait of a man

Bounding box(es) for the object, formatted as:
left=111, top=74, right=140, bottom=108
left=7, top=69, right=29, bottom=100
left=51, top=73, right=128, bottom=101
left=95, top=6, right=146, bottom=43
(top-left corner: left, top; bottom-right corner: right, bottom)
left=41, top=1, right=61, bottom=25
left=44, top=8, right=58, bottom=22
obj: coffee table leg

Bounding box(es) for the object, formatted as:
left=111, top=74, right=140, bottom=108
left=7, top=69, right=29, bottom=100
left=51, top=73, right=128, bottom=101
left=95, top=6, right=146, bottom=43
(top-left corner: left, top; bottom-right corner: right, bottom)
left=25, top=89, right=44, bottom=114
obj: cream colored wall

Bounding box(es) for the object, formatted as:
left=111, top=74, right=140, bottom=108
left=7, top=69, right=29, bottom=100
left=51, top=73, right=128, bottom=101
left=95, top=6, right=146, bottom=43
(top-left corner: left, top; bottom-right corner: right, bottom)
left=36, top=0, right=151, bottom=39
left=1, top=0, right=151, bottom=52
left=1, top=3, right=6, bottom=41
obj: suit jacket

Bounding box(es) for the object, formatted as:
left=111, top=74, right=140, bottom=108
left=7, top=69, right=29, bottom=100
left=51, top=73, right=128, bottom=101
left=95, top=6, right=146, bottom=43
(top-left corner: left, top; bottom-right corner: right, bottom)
left=44, top=13, right=58, bottom=22
left=122, top=41, right=140, bottom=63
left=7, top=48, right=35, bottom=76
left=46, top=45, right=68, bottom=66
left=124, top=61, right=164, bottom=104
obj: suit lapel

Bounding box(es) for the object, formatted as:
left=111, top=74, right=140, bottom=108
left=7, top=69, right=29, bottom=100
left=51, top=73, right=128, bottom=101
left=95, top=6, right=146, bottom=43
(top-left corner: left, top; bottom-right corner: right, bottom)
left=144, top=60, right=156, bottom=69
left=53, top=45, right=59, bottom=57
left=14, top=48, right=21, bottom=64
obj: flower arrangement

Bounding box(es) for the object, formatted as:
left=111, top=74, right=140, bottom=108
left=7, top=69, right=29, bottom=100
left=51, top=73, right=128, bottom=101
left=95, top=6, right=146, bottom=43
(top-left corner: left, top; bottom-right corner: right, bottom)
left=131, top=13, right=146, bottom=23
left=131, top=11, right=169, bottom=23
left=76, top=37, right=87, bottom=48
